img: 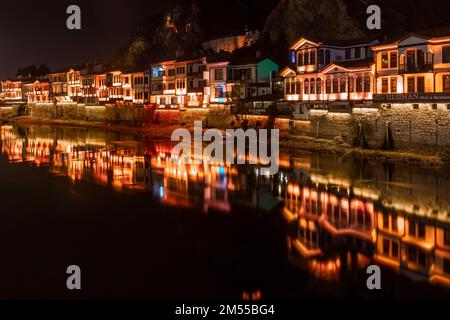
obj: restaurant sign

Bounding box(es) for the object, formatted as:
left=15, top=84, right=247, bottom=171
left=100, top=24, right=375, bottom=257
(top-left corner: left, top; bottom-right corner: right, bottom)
left=373, top=93, right=450, bottom=103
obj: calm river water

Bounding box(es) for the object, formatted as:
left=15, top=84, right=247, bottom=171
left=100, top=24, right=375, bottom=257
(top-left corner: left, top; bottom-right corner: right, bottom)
left=0, top=124, right=450, bottom=299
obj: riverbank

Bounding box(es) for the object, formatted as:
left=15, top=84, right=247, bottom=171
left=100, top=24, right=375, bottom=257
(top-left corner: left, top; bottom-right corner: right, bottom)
left=280, top=133, right=444, bottom=168
left=4, top=115, right=447, bottom=169
left=8, top=116, right=180, bottom=141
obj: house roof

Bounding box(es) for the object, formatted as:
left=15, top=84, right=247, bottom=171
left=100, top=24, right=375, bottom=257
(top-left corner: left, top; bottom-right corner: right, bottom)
left=290, top=36, right=379, bottom=50
left=174, top=53, right=206, bottom=64
left=321, top=58, right=373, bottom=74
left=50, top=64, right=87, bottom=74
left=279, top=67, right=296, bottom=77
left=205, top=52, right=233, bottom=64
left=372, top=27, right=450, bottom=48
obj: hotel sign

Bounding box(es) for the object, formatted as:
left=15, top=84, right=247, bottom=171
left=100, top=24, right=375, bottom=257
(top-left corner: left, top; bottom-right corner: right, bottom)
left=374, top=93, right=450, bottom=103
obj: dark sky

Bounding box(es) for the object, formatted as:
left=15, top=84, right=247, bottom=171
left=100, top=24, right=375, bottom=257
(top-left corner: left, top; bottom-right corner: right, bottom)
left=0, top=0, right=173, bottom=79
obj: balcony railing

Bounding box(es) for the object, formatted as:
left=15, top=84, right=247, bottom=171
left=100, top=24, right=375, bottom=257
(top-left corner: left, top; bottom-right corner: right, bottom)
left=399, top=63, right=433, bottom=74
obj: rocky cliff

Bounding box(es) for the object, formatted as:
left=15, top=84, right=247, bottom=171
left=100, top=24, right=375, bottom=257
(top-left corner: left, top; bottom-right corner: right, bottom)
left=115, top=0, right=450, bottom=68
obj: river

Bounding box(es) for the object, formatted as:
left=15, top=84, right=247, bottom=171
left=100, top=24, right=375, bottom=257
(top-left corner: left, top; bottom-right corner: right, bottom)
left=0, top=124, right=449, bottom=299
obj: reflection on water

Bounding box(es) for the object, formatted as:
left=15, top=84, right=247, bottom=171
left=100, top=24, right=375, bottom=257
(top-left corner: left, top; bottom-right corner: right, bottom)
left=282, top=155, right=450, bottom=290
left=1, top=124, right=450, bottom=296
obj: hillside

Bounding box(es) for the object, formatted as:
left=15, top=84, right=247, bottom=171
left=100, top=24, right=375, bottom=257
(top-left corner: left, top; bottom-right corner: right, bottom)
left=114, top=0, right=450, bottom=69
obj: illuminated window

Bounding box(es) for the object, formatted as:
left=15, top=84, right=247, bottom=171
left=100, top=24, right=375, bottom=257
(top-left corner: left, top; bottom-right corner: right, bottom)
left=407, top=77, right=415, bottom=93
left=296, top=79, right=301, bottom=94
left=332, top=78, right=339, bottom=93
left=297, top=51, right=304, bottom=66
left=443, top=75, right=450, bottom=92
left=326, top=79, right=331, bottom=93
left=417, top=77, right=425, bottom=93
left=215, top=86, right=224, bottom=98
left=302, top=51, right=307, bottom=65
left=392, top=217, right=398, bottom=232
left=325, top=50, right=331, bottom=65
left=340, top=78, right=346, bottom=93
left=444, top=259, right=450, bottom=274
left=304, top=79, right=309, bottom=94
left=316, top=78, right=322, bottom=94
left=310, top=79, right=315, bottom=94
left=310, top=50, right=316, bottom=65
left=383, top=213, right=389, bottom=229
left=390, top=52, right=398, bottom=68
left=345, top=48, right=352, bottom=60
left=348, top=77, right=354, bottom=92
left=382, top=78, right=389, bottom=93
left=445, top=229, right=450, bottom=246
left=214, top=69, right=224, bottom=81
left=390, top=78, right=397, bottom=93
left=443, top=46, right=450, bottom=63
left=418, top=50, right=426, bottom=67
left=177, top=67, right=186, bottom=75
left=364, top=77, right=371, bottom=92
left=356, top=77, right=362, bottom=92
left=285, top=80, right=291, bottom=95
left=381, top=53, right=389, bottom=68
left=318, top=50, right=324, bottom=65
left=418, top=223, right=426, bottom=239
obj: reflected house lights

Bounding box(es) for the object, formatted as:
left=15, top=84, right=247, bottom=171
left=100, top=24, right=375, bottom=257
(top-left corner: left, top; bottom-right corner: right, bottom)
left=283, top=169, right=450, bottom=287
left=2, top=125, right=450, bottom=288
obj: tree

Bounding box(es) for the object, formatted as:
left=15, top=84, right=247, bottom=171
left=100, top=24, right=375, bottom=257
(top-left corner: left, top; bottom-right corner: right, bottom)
left=37, top=65, right=51, bottom=77
left=15, top=64, right=51, bottom=79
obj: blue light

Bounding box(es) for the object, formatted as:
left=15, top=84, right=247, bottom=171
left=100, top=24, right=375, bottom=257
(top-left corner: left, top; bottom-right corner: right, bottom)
left=219, top=166, right=225, bottom=176
left=291, top=52, right=296, bottom=64
left=159, top=186, right=164, bottom=198
left=218, top=98, right=225, bottom=103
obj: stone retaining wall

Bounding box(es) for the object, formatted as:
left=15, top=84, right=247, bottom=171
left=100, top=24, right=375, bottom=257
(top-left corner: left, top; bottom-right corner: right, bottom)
left=238, top=104, right=450, bottom=149
left=7, top=102, right=450, bottom=150
left=27, top=102, right=149, bottom=124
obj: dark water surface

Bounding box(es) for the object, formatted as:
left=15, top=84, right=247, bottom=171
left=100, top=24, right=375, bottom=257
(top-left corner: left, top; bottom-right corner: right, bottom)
left=0, top=124, right=450, bottom=300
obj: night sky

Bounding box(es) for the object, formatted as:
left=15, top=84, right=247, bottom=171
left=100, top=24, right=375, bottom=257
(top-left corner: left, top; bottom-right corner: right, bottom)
left=2, top=0, right=450, bottom=80
left=0, top=0, right=172, bottom=79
